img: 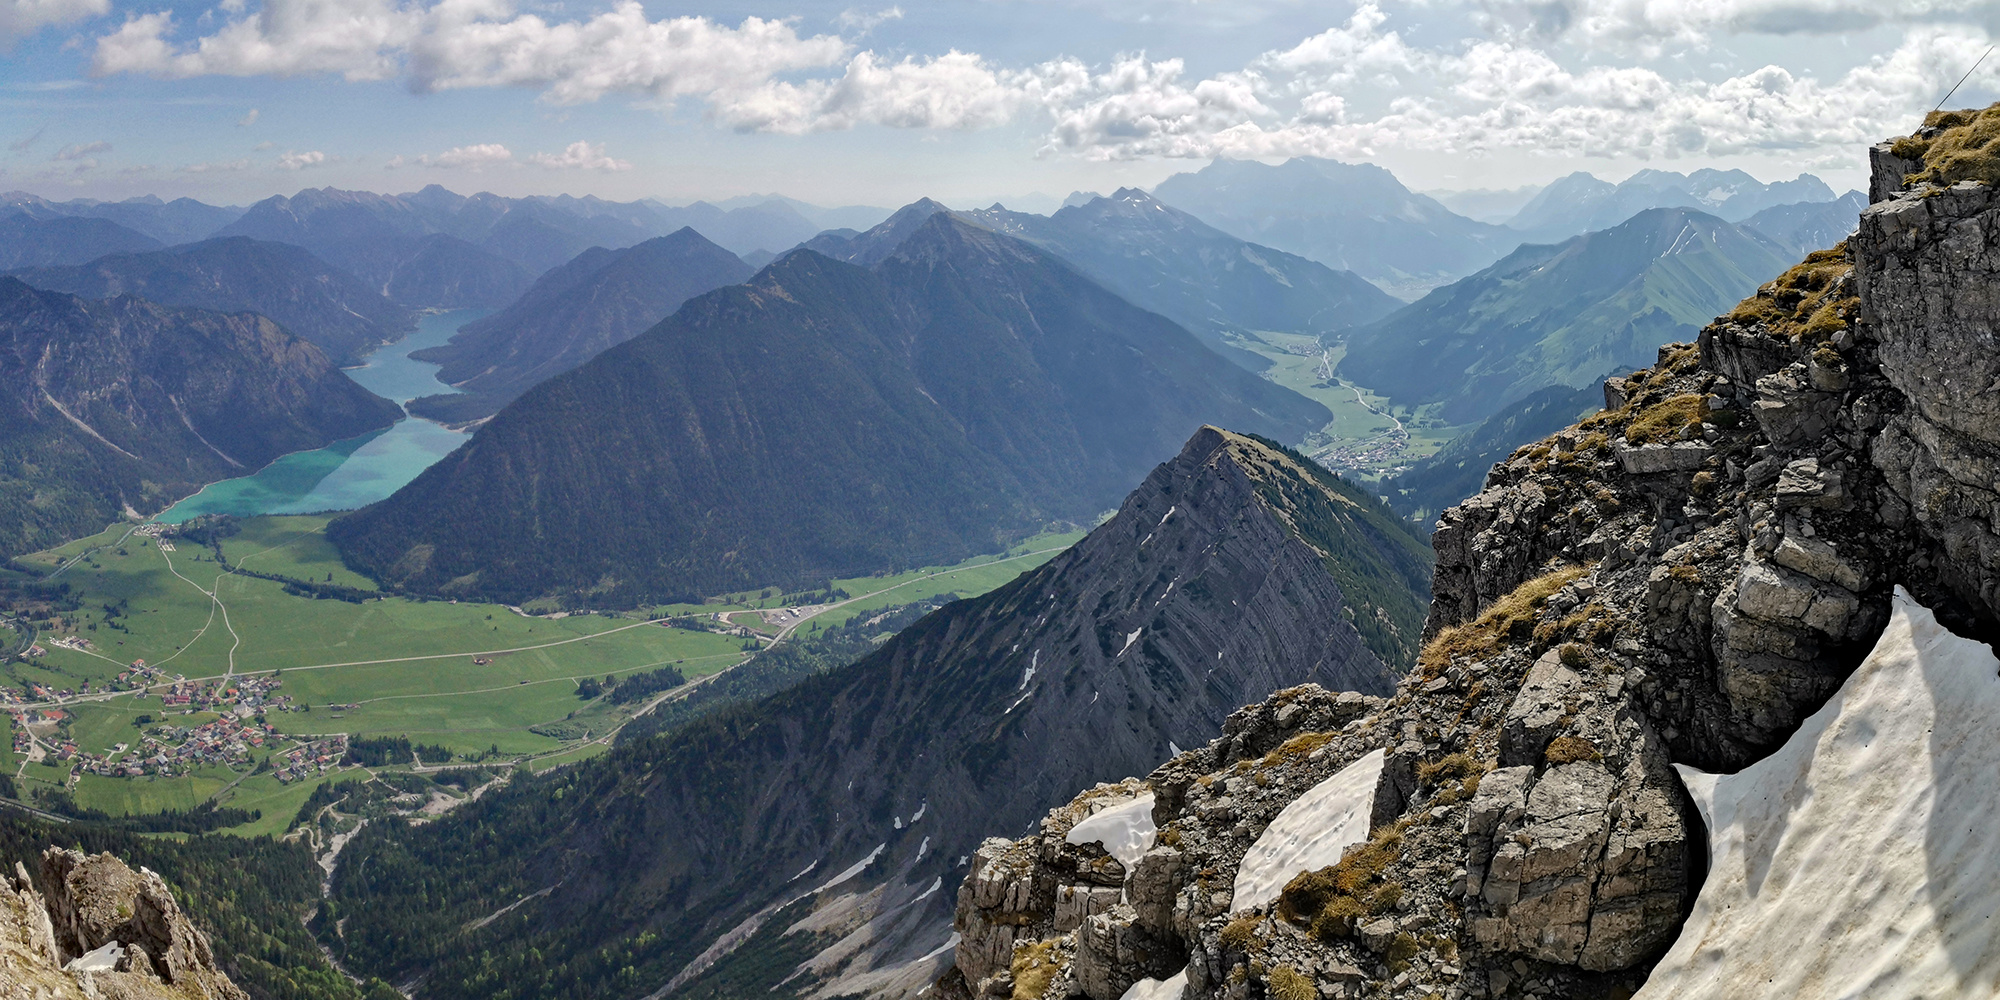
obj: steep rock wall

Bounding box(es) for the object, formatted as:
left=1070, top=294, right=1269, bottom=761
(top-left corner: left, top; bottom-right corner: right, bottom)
left=952, top=120, right=2000, bottom=1000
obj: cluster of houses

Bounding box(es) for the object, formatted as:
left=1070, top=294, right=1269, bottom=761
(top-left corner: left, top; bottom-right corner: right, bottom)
left=68, top=714, right=278, bottom=777
left=155, top=672, right=287, bottom=714
left=0, top=662, right=168, bottom=708
left=1315, top=428, right=1416, bottom=477
left=273, top=735, right=350, bottom=784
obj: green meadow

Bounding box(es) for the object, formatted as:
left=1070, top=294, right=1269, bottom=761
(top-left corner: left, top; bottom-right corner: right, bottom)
left=1222, top=330, right=1468, bottom=478
left=4, top=514, right=1077, bottom=833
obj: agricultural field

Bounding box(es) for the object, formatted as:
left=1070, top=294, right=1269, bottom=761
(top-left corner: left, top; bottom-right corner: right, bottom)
left=0, top=514, right=1078, bottom=835
left=1221, top=330, right=1468, bottom=480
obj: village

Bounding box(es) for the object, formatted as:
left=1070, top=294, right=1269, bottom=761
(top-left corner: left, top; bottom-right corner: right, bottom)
left=4, top=666, right=350, bottom=787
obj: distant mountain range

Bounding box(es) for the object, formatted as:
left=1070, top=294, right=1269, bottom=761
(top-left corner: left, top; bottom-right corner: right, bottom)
left=1426, top=184, right=1547, bottom=224
left=1147, top=159, right=1845, bottom=301
left=1505, top=168, right=1838, bottom=243
left=326, top=214, right=1332, bottom=604
left=961, top=189, right=1402, bottom=367
left=326, top=426, right=1433, bottom=1000
left=8, top=236, right=413, bottom=365
left=405, top=229, right=754, bottom=423
left=2, top=191, right=244, bottom=245
left=0, top=214, right=163, bottom=270
left=396, top=188, right=1392, bottom=427
left=1338, top=207, right=1792, bottom=424
left=214, top=189, right=535, bottom=308
left=1739, top=190, right=1867, bottom=255
left=1151, top=158, right=1516, bottom=299
left=0, top=277, right=400, bottom=557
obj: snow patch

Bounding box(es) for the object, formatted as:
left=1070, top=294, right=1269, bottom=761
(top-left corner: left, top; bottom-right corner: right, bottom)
left=1003, top=688, right=1034, bottom=714
left=894, top=816, right=904, bottom=830
left=66, top=940, right=125, bottom=973
left=1232, top=748, right=1385, bottom=911
left=1168, top=741, right=1182, bottom=756
left=1064, top=792, right=1157, bottom=870
left=814, top=844, right=887, bottom=894
left=1118, top=967, right=1187, bottom=1000
left=1157, top=505, right=1176, bottom=527
left=1120, top=628, right=1143, bottom=655
left=915, top=836, right=930, bottom=861
left=1638, top=588, right=2000, bottom=999
left=1021, top=649, right=1039, bottom=689
left=919, top=931, right=962, bottom=963
left=789, top=860, right=819, bottom=882
left=912, top=801, right=926, bottom=822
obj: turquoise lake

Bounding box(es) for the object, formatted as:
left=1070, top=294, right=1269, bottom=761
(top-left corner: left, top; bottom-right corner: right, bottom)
left=159, top=308, right=491, bottom=523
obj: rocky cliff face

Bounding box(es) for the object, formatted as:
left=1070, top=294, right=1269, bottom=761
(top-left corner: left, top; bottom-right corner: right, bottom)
left=0, top=847, right=248, bottom=1000
left=950, top=117, right=2000, bottom=1000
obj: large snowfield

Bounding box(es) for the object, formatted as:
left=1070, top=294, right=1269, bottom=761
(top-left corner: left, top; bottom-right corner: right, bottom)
left=1638, top=588, right=2000, bottom=999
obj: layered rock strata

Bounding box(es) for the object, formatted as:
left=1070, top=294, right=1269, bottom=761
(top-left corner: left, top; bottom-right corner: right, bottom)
left=949, top=118, right=2000, bottom=1000
left=0, top=848, right=248, bottom=1000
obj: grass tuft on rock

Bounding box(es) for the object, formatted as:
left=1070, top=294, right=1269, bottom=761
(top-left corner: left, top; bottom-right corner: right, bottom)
left=1010, top=939, right=1061, bottom=1000
left=1544, top=735, right=1602, bottom=764
left=1724, top=245, right=1856, bottom=341
left=1277, top=827, right=1405, bottom=942
left=1623, top=393, right=1710, bottom=445
left=1894, top=103, right=2000, bottom=187
left=1266, top=965, right=1315, bottom=1000
left=1419, top=566, right=1588, bottom=675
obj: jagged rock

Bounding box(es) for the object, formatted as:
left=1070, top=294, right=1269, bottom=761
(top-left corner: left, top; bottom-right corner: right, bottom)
left=1073, top=904, right=1180, bottom=1000
left=951, top=119, right=2000, bottom=1000
left=1857, top=171, right=2000, bottom=625
left=1773, top=457, right=1844, bottom=508
left=1772, top=533, right=1867, bottom=591
left=0, top=851, right=247, bottom=1000
left=1614, top=441, right=1711, bottom=474
left=956, top=838, right=1054, bottom=989
left=1499, top=650, right=1589, bottom=767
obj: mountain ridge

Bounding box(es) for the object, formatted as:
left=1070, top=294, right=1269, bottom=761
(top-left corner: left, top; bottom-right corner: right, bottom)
left=327, top=213, right=1331, bottom=604
left=325, top=425, right=1433, bottom=1000
left=404, top=227, right=753, bottom=421
left=8, top=236, right=414, bottom=365
left=1338, top=206, right=1792, bottom=424
left=0, top=277, right=401, bottom=557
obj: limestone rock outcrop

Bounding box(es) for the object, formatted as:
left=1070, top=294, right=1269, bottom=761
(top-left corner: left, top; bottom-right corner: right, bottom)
left=0, top=848, right=248, bottom=1000
left=949, top=115, right=2000, bottom=1000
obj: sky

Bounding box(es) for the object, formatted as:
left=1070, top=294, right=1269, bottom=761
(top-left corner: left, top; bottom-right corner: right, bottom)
left=4, top=0, right=2000, bottom=209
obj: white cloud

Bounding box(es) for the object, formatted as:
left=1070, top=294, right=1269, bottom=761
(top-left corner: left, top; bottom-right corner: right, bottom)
left=1027, top=20, right=1991, bottom=162
left=237, top=107, right=259, bottom=126
left=1482, top=0, right=2000, bottom=49
left=54, top=139, right=109, bottom=160
left=1, top=0, right=109, bottom=47
left=276, top=148, right=332, bottom=169
left=525, top=140, right=630, bottom=170
left=91, top=0, right=849, bottom=103
left=719, top=50, right=1026, bottom=133
left=389, top=141, right=514, bottom=168
left=835, top=6, right=903, bottom=34
left=77, top=0, right=2000, bottom=170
